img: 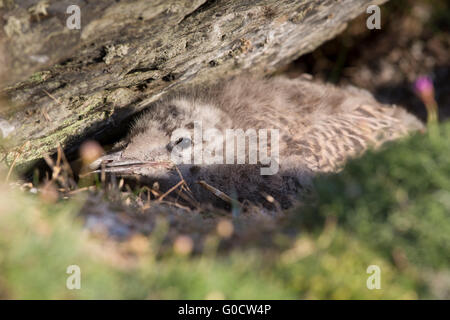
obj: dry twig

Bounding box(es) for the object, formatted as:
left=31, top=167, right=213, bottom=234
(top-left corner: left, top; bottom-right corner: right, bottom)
left=197, top=180, right=241, bottom=206
left=6, top=141, right=30, bottom=182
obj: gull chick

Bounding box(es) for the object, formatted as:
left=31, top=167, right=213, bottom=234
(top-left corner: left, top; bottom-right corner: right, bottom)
left=91, top=76, right=424, bottom=208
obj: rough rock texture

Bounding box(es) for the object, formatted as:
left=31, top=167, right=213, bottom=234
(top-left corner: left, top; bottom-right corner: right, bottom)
left=0, top=0, right=387, bottom=170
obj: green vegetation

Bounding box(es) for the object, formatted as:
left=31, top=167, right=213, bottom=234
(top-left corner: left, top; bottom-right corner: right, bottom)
left=0, top=122, right=449, bottom=299
left=300, top=124, right=450, bottom=270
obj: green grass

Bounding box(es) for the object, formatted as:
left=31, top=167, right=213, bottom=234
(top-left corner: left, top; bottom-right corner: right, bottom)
left=298, top=123, right=450, bottom=270
left=0, top=123, right=449, bottom=299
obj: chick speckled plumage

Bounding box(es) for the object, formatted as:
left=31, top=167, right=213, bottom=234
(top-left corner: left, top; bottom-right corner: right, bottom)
left=92, top=76, right=424, bottom=208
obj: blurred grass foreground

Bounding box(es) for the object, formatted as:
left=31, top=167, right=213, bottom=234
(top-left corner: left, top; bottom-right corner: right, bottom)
left=0, top=122, right=449, bottom=299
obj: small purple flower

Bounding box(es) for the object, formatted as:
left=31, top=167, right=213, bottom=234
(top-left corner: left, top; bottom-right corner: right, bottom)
left=414, top=75, right=438, bottom=125
left=414, top=76, right=434, bottom=97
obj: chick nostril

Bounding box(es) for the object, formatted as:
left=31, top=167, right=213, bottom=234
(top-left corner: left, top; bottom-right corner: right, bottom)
left=166, top=143, right=173, bottom=152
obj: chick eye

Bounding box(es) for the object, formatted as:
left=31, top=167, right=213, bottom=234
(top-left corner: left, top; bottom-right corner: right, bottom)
left=180, top=137, right=191, bottom=147
left=171, top=137, right=191, bottom=150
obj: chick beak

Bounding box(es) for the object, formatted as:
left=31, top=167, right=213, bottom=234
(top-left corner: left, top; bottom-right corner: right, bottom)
left=88, top=151, right=122, bottom=170
left=88, top=151, right=173, bottom=175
